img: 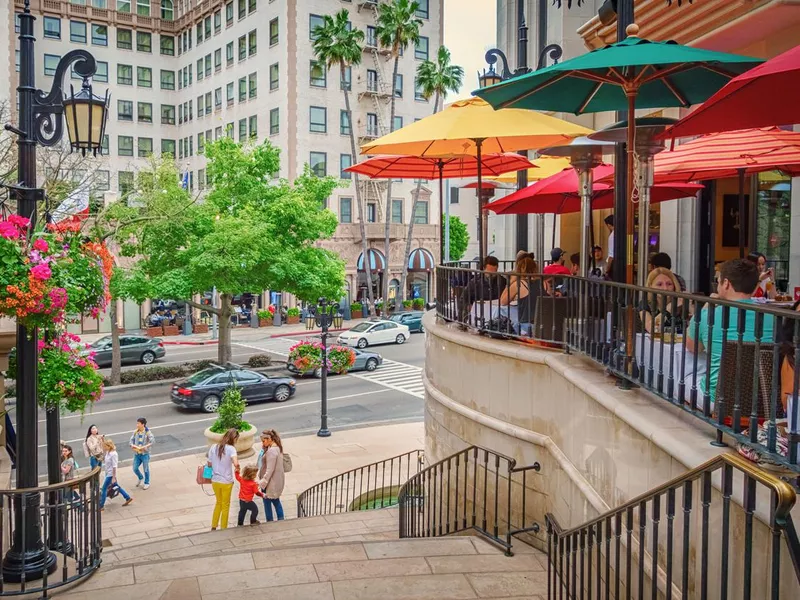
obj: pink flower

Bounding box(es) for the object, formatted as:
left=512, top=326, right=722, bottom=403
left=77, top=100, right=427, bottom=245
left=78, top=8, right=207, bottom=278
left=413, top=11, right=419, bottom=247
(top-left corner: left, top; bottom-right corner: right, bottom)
left=33, top=238, right=49, bottom=253
left=8, top=215, right=30, bottom=228
left=76, top=358, right=87, bottom=367
left=0, top=222, right=20, bottom=239
left=30, top=263, right=52, bottom=281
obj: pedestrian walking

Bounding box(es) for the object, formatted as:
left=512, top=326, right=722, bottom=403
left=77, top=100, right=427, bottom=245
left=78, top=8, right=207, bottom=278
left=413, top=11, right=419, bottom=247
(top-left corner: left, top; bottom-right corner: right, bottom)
left=234, top=464, right=263, bottom=526
left=99, top=438, right=133, bottom=510
left=61, top=444, right=80, bottom=501
left=257, top=429, right=285, bottom=521
left=130, top=417, right=154, bottom=489
left=83, top=425, right=104, bottom=469
left=207, top=428, right=240, bottom=530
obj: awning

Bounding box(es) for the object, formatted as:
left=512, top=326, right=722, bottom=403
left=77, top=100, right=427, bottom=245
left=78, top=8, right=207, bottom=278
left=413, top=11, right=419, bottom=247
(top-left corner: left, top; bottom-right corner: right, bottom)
left=407, top=248, right=435, bottom=272
left=357, top=248, right=387, bottom=272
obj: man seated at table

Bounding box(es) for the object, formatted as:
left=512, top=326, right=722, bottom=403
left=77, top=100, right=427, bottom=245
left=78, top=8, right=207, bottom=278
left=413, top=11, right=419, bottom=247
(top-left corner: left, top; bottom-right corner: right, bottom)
left=458, top=256, right=506, bottom=321
left=542, top=248, right=571, bottom=296
left=686, top=259, right=775, bottom=403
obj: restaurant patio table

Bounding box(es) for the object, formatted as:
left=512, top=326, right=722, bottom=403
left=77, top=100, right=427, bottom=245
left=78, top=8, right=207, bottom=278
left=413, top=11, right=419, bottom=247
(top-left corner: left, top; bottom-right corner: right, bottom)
left=468, top=302, right=518, bottom=329
left=633, top=332, right=708, bottom=404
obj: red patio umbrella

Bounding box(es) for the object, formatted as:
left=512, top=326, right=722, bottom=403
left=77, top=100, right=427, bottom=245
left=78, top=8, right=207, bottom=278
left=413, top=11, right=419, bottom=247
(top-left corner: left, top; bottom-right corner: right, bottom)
left=663, top=44, right=800, bottom=139
left=462, top=180, right=505, bottom=189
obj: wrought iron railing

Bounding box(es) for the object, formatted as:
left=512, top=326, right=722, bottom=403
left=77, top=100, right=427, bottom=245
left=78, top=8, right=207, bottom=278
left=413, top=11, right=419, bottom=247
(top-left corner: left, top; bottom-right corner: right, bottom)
left=0, top=466, right=103, bottom=597
left=435, top=264, right=800, bottom=473
left=397, top=445, right=540, bottom=555
left=297, top=450, right=424, bottom=517
left=546, top=453, right=800, bottom=599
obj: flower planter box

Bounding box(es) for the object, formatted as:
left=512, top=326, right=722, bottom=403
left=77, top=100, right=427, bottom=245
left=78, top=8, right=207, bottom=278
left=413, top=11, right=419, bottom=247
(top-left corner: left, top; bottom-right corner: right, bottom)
left=287, top=315, right=300, bottom=325
left=146, top=326, right=163, bottom=338
left=259, top=319, right=273, bottom=327
left=351, top=310, right=363, bottom=319
left=193, top=323, right=209, bottom=334
left=162, top=325, right=180, bottom=336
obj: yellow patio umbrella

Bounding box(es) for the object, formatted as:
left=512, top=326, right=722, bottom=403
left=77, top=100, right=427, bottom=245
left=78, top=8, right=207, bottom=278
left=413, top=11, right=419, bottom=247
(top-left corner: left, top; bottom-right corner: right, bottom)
left=488, top=156, right=573, bottom=184
left=360, top=97, right=590, bottom=262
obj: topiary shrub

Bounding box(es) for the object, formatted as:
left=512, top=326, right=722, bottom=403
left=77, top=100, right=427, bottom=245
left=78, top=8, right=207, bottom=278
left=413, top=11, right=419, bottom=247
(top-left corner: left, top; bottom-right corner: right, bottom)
left=209, top=385, right=251, bottom=434
left=247, top=354, right=273, bottom=368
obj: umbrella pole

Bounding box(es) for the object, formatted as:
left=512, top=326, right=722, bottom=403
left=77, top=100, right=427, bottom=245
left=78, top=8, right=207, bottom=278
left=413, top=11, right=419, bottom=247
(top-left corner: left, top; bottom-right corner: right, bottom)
left=738, top=167, right=746, bottom=258
left=625, top=90, right=636, bottom=377
left=439, top=161, right=445, bottom=265
left=476, top=139, right=486, bottom=264
left=590, top=197, right=596, bottom=272
left=637, top=155, right=654, bottom=286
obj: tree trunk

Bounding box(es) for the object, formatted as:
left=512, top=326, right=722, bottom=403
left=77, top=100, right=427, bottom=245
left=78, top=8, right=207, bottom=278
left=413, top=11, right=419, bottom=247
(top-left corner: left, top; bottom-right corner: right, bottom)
left=109, top=299, right=121, bottom=386
left=397, top=93, right=440, bottom=312
left=217, top=293, right=233, bottom=365
left=342, top=62, right=375, bottom=308
left=383, top=53, right=401, bottom=312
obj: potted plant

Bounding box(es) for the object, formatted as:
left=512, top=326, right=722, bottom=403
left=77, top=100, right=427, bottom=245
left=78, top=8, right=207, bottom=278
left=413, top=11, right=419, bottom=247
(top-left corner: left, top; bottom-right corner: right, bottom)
left=375, top=301, right=383, bottom=316
left=286, top=306, right=301, bottom=324
left=412, top=298, right=425, bottom=310
left=204, top=385, right=257, bottom=458
left=257, top=309, right=273, bottom=327
left=402, top=300, right=413, bottom=311
left=350, top=302, right=363, bottom=319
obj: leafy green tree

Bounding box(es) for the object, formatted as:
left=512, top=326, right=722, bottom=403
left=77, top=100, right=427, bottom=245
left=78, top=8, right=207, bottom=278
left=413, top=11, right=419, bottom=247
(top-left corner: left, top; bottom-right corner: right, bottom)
left=447, top=215, right=469, bottom=262
left=119, top=138, right=345, bottom=364
left=376, top=0, right=422, bottom=306
left=397, top=46, right=463, bottom=309
left=312, top=9, right=375, bottom=306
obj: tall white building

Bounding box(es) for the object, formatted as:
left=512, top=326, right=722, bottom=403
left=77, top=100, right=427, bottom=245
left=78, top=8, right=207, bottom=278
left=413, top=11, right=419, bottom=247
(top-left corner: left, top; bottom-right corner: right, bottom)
left=5, top=0, right=444, bottom=323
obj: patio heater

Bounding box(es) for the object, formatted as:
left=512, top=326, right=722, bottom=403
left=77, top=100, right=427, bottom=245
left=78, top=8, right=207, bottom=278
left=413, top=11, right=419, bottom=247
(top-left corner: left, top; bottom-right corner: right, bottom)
left=538, top=137, right=615, bottom=275
left=589, top=118, right=677, bottom=285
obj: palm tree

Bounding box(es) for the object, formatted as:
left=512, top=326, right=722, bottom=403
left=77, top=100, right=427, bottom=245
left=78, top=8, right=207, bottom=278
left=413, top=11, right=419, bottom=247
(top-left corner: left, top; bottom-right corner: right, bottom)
left=396, top=46, right=463, bottom=311
left=312, top=9, right=375, bottom=307
left=376, top=0, right=422, bottom=310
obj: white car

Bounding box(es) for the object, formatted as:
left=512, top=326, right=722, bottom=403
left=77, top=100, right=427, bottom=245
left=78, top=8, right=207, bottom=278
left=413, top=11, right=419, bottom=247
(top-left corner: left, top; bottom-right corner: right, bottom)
left=337, top=319, right=410, bottom=349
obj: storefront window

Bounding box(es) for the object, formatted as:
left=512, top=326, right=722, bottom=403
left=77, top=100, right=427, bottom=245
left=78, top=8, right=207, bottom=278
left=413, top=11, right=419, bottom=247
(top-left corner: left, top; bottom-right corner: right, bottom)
left=756, top=171, right=791, bottom=288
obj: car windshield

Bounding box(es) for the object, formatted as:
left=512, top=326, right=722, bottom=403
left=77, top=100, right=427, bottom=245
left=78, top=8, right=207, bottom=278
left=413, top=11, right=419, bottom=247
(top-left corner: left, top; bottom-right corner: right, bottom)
left=388, top=315, right=403, bottom=322
left=349, top=323, right=373, bottom=333
left=185, top=368, right=225, bottom=385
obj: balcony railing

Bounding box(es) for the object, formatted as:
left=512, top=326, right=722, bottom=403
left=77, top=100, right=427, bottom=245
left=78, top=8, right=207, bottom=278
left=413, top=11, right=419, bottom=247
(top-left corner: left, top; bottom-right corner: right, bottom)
left=435, top=264, right=800, bottom=474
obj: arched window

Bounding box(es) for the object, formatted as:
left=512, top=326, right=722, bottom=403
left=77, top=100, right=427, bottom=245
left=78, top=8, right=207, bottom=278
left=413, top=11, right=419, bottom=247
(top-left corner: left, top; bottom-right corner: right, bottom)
left=161, top=0, right=174, bottom=20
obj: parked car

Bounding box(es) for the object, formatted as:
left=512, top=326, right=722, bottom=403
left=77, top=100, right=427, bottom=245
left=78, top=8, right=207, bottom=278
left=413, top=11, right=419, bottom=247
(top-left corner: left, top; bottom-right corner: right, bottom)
left=337, top=320, right=410, bottom=349
left=389, top=311, right=425, bottom=333
left=171, top=365, right=296, bottom=412
left=287, top=348, right=383, bottom=377
left=82, top=335, right=166, bottom=367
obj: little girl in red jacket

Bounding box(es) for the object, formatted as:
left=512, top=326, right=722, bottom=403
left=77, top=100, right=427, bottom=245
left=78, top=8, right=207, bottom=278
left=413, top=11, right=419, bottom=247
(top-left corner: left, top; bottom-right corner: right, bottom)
left=235, top=465, right=264, bottom=526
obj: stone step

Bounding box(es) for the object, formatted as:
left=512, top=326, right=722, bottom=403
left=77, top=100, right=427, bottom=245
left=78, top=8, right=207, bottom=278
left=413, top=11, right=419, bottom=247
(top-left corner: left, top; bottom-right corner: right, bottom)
left=62, top=536, right=548, bottom=600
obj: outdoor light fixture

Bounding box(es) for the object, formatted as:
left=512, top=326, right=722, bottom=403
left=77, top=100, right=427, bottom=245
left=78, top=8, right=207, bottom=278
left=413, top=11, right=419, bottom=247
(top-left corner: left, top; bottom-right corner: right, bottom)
left=312, top=298, right=343, bottom=438
left=477, top=64, right=503, bottom=89
left=63, top=82, right=110, bottom=156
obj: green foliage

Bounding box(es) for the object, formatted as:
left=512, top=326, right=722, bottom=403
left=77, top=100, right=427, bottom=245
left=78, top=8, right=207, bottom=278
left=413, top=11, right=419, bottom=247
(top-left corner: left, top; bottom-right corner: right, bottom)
left=447, top=215, right=469, bottom=262
left=210, top=385, right=249, bottom=434
left=256, top=309, right=273, bottom=320
left=402, top=299, right=413, bottom=308
left=350, top=302, right=363, bottom=312
left=286, top=307, right=301, bottom=317
left=412, top=298, right=425, bottom=310
left=312, top=9, right=365, bottom=71
left=246, top=354, right=273, bottom=368
left=416, top=46, right=465, bottom=106
left=101, top=359, right=216, bottom=386
left=376, top=0, right=422, bottom=55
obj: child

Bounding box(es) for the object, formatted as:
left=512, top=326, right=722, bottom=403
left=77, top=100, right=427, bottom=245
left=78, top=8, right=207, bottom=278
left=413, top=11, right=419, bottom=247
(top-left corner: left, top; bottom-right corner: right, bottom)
left=99, top=438, right=133, bottom=511
left=235, top=464, right=263, bottom=526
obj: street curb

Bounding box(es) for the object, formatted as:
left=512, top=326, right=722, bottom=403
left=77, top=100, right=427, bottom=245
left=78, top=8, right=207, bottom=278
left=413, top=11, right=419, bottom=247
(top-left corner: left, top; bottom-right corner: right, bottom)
left=161, top=339, right=217, bottom=346
left=269, top=327, right=348, bottom=338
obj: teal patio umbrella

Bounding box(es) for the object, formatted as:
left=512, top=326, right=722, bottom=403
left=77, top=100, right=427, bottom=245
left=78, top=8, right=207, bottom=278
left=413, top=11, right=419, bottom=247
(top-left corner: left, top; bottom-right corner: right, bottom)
left=474, top=23, right=763, bottom=283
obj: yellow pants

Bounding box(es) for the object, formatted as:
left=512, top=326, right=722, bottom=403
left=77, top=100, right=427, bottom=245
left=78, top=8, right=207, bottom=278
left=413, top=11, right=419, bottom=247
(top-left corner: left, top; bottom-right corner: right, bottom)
left=211, top=482, right=234, bottom=529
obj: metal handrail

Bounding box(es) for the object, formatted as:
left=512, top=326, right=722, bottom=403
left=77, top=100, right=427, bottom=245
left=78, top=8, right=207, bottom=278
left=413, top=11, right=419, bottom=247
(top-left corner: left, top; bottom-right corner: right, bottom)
left=397, top=445, right=541, bottom=555
left=546, top=453, right=800, bottom=599
left=297, top=449, right=424, bottom=517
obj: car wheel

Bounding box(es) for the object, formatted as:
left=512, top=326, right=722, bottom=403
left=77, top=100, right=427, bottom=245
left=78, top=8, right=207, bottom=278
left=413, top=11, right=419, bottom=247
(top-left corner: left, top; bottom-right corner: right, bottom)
left=141, top=351, right=156, bottom=365
left=273, top=385, right=291, bottom=402
left=201, top=394, right=220, bottom=413
left=357, top=338, right=368, bottom=349
left=365, top=358, right=378, bottom=371
left=395, top=334, right=406, bottom=345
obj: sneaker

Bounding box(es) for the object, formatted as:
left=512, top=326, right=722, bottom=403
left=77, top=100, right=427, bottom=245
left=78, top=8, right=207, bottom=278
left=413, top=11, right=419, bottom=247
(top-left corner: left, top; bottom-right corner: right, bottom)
left=123, top=498, right=134, bottom=506
left=143, top=484, right=150, bottom=490
left=250, top=520, right=261, bottom=526
left=135, top=480, right=143, bottom=488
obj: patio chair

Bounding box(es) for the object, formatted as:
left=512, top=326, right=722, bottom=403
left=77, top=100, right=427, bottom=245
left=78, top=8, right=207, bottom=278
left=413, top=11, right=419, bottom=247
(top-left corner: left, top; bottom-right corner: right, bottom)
left=713, top=341, right=776, bottom=428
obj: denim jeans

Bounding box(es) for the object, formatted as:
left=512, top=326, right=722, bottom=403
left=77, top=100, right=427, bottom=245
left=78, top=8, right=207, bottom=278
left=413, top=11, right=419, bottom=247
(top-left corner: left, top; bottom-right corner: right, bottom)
left=100, top=476, right=130, bottom=508
left=132, top=453, right=150, bottom=485
left=262, top=497, right=284, bottom=521
left=90, top=456, right=102, bottom=469
left=237, top=500, right=259, bottom=525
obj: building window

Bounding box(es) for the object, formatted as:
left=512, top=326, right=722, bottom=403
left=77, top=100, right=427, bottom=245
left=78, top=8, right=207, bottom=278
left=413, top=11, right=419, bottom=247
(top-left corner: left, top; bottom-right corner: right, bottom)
left=214, top=10, right=221, bottom=33
left=162, top=139, right=175, bottom=156
left=249, top=115, right=257, bottom=138
left=226, top=42, right=234, bottom=66
left=43, top=16, right=61, bottom=39
left=159, top=69, right=174, bottom=90
left=340, top=197, right=352, bottom=223
left=138, top=137, right=153, bottom=157
left=117, top=28, right=132, bottom=49
left=367, top=69, right=378, bottom=92
left=415, top=36, right=429, bottom=60
left=366, top=25, right=377, bottom=47
left=309, top=14, right=324, bottom=39
left=197, top=59, right=204, bottom=80
left=101, top=134, right=109, bottom=154
left=198, top=169, right=205, bottom=190
left=203, top=54, right=211, bottom=77
left=248, top=73, right=257, bottom=98
left=392, top=199, right=403, bottom=223
left=248, top=30, right=257, bottom=56
left=237, top=0, right=245, bottom=19
left=394, top=73, right=403, bottom=98
left=415, top=78, right=426, bottom=101
left=95, top=61, right=109, bottom=82
left=70, top=21, right=87, bottom=44
left=310, top=61, right=326, bottom=88
left=204, top=15, right=211, bottom=38
left=248, top=0, right=256, bottom=13
left=269, top=63, right=279, bottom=90
left=196, top=22, right=203, bottom=44
left=160, top=35, right=175, bottom=55
left=215, top=87, right=222, bottom=109
left=119, top=171, right=134, bottom=195
left=137, top=66, right=152, bottom=87
left=269, top=17, right=278, bottom=45
left=226, top=81, right=234, bottom=104
left=367, top=113, right=378, bottom=137
left=118, top=136, right=133, bottom=156
left=161, top=104, right=175, bottom=125
left=197, top=94, right=205, bottom=115
left=450, top=187, right=459, bottom=204
left=340, top=154, right=352, bottom=179
left=309, top=152, right=327, bottom=177
left=238, top=77, right=246, bottom=102
left=95, top=170, right=110, bottom=192
left=91, top=24, right=107, bottom=45
left=340, top=110, right=351, bottom=136
left=367, top=203, right=377, bottom=223
left=161, top=0, right=173, bottom=20
left=118, top=100, right=133, bottom=121
left=392, top=116, right=403, bottom=131
left=341, top=66, right=351, bottom=91
left=310, top=106, right=327, bottom=134
left=136, top=0, right=150, bottom=16
left=416, top=0, right=429, bottom=18
left=137, top=31, right=152, bottom=53
left=215, top=127, right=222, bottom=140
left=413, top=200, right=429, bottom=224
left=270, top=108, right=279, bottom=135
left=238, top=35, right=246, bottom=60
left=214, top=49, right=222, bottom=71
left=137, top=102, right=152, bottom=123
left=226, top=1, right=233, bottom=25
left=238, top=118, right=247, bottom=141
left=198, top=133, right=205, bottom=154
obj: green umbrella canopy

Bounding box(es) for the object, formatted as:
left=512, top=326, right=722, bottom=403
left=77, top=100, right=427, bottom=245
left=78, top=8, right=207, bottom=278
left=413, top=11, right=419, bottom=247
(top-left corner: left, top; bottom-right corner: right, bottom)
left=473, top=28, right=764, bottom=114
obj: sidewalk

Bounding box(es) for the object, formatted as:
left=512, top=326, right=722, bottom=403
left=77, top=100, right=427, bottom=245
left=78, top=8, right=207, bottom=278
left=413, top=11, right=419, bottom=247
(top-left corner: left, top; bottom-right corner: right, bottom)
left=99, top=422, right=425, bottom=560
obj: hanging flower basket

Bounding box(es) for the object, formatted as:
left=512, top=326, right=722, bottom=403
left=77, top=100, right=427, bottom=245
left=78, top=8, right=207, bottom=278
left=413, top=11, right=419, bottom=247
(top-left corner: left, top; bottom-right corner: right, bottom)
left=327, top=345, right=356, bottom=374
left=287, top=340, right=355, bottom=375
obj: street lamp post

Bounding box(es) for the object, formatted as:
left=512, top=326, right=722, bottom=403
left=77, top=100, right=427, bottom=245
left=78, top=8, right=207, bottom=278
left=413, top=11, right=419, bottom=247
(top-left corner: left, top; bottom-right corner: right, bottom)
left=312, top=298, right=343, bottom=438
left=3, top=0, right=109, bottom=583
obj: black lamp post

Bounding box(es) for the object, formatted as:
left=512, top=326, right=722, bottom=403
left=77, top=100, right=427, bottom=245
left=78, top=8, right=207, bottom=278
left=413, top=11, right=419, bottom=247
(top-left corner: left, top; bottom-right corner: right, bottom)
left=312, top=298, right=343, bottom=438
left=2, top=0, right=109, bottom=583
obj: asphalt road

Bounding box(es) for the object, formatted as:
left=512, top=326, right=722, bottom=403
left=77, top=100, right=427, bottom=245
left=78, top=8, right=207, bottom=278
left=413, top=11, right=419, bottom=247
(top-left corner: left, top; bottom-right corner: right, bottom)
left=33, top=332, right=427, bottom=477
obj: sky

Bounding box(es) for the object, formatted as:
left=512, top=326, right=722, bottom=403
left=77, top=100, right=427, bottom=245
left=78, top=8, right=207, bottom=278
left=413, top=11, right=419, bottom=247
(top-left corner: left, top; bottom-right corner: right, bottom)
left=443, top=0, right=497, bottom=100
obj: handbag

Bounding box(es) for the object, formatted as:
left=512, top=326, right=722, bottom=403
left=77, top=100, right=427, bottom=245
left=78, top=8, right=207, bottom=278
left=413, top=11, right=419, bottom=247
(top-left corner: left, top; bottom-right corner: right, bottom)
left=282, top=453, right=293, bottom=473
left=196, top=464, right=212, bottom=485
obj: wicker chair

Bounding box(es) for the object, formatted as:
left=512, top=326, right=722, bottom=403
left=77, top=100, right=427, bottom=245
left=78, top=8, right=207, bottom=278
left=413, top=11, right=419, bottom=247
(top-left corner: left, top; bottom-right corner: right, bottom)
left=713, top=341, right=775, bottom=427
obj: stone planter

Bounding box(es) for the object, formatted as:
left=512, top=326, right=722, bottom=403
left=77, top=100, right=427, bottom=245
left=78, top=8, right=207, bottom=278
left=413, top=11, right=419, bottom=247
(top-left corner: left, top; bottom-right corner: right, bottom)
left=259, top=319, right=273, bottom=327
left=287, top=315, right=300, bottom=325
left=193, top=323, right=209, bottom=334
left=162, top=325, right=179, bottom=336
left=204, top=424, right=257, bottom=459
left=146, top=326, right=163, bottom=338
left=351, top=310, right=363, bottom=319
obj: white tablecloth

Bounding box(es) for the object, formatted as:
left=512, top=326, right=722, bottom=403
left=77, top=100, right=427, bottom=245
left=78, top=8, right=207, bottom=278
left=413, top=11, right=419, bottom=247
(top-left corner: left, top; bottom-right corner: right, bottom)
left=634, top=332, right=708, bottom=402
left=468, top=302, right=517, bottom=326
